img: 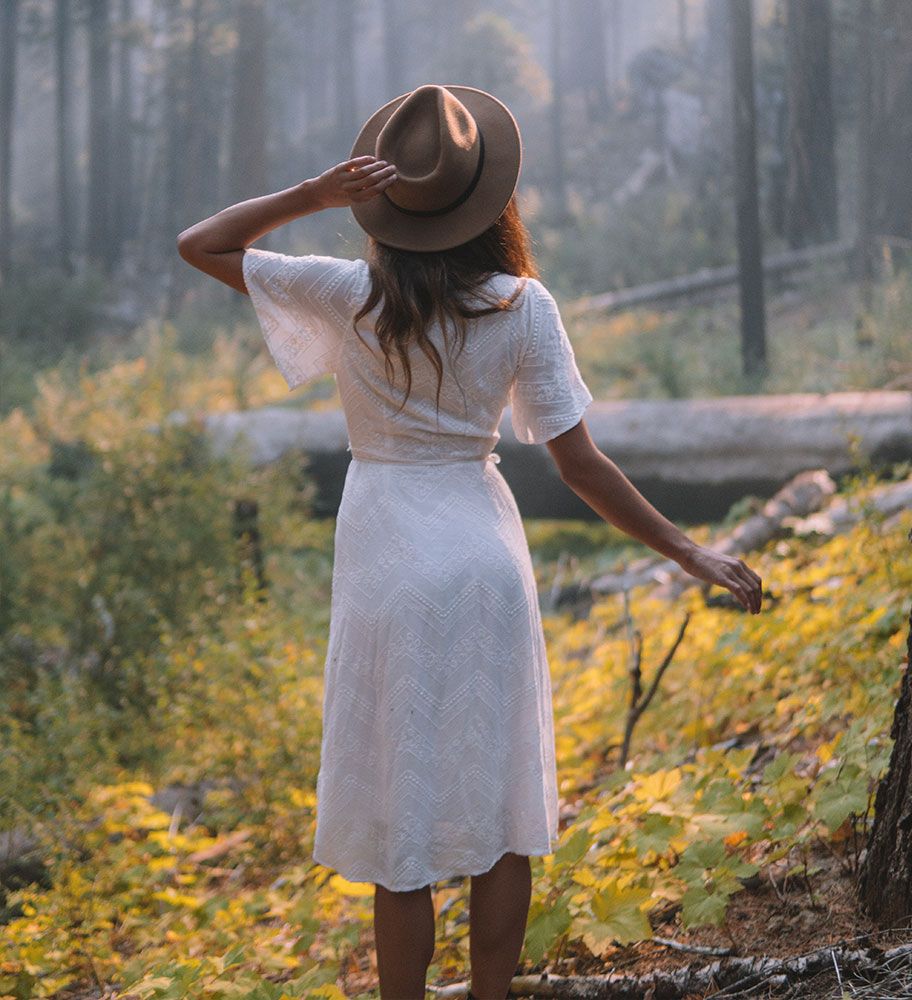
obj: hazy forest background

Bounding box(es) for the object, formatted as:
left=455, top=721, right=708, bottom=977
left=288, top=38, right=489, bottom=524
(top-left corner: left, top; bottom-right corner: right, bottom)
left=2, top=1, right=912, bottom=998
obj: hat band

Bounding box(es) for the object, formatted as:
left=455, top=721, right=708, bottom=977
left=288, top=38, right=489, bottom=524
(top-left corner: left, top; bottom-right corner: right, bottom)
left=383, top=131, right=486, bottom=219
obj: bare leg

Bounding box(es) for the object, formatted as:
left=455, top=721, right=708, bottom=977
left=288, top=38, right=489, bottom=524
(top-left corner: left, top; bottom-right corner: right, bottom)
left=373, top=882, right=435, bottom=999
left=469, top=852, right=531, bottom=999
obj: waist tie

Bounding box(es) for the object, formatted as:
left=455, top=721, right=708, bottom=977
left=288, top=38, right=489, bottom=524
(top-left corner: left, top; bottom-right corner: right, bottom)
left=349, top=451, right=501, bottom=466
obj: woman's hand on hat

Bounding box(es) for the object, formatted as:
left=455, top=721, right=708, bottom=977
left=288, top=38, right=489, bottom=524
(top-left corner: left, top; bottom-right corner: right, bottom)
left=311, top=156, right=398, bottom=210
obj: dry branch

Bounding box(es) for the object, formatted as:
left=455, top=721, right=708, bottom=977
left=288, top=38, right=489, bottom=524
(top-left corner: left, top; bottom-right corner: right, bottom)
left=565, top=239, right=856, bottom=318
left=430, top=942, right=912, bottom=1000
left=618, top=598, right=691, bottom=768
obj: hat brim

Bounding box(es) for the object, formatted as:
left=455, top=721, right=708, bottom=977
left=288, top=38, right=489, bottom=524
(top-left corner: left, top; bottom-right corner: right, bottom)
left=349, top=85, right=522, bottom=253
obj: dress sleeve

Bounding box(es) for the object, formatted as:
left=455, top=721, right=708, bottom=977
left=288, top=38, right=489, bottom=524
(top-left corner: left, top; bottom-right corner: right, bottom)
left=508, top=279, right=594, bottom=445
left=242, top=247, right=369, bottom=390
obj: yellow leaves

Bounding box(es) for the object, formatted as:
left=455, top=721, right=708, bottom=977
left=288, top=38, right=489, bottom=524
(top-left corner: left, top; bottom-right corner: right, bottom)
left=147, top=856, right=178, bottom=873
left=308, top=986, right=349, bottom=999
left=816, top=736, right=840, bottom=765
left=588, top=810, right=617, bottom=835
left=571, top=868, right=598, bottom=887
left=288, top=787, right=317, bottom=809
left=774, top=694, right=806, bottom=720
left=575, top=877, right=654, bottom=953
left=327, top=875, right=374, bottom=897
left=632, top=768, right=683, bottom=805
left=150, top=888, right=203, bottom=909
left=92, top=780, right=156, bottom=801
left=724, top=830, right=749, bottom=849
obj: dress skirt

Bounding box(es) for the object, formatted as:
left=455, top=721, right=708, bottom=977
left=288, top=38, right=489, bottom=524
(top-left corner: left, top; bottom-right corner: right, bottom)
left=311, top=454, right=561, bottom=892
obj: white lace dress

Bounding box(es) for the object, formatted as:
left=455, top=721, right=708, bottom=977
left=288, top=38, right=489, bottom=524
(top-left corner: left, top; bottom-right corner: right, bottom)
left=243, top=248, right=593, bottom=891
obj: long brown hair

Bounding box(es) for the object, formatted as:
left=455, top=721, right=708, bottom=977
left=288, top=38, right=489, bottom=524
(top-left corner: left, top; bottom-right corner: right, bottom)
left=352, top=194, right=540, bottom=417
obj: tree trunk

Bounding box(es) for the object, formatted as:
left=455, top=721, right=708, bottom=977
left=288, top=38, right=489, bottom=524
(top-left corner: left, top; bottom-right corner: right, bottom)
left=784, top=0, right=838, bottom=248
left=382, top=0, right=407, bottom=100
left=111, top=0, right=135, bottom=268
left=606, top=0, right=624, bottom=100
left=0, top=0, right=20, bottom=286
left=301, top=0, right=331, bottom=174
left=333, top=0, right=357, bottom=151
left=161, top=0, right=188, bottom=314
left=858, top=597, right=912, bottom=928
left=549, top=0, right=569, bottom=221
left=854, top=0, right=875, bottom=300
left=729, top=0, right=767, bottom=380
left=228, top=0, right=268, bottom=205
left=183, top=0, right=217, bottom=226
left=54, top=0, right=75, bottom=276
left=872, top=0, right=912, bottom=242
left=86, top=0, right=115, bottom=274
left=571, top=0, right=611, bottom=124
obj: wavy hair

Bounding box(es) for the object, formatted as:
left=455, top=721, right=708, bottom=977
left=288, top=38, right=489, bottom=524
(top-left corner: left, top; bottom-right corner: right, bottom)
left=352, top=195, right=539, bottom=417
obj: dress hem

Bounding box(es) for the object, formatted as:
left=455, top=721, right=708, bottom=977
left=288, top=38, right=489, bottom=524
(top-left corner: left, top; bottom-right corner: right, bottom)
left=312, top=842, right=558, bottom=893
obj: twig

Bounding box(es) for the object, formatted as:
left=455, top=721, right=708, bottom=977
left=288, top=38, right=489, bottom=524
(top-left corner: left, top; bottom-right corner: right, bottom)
left=652, top=935, right=734, bottom=957
left=831, top=947, right=844, bottom=991
left=619, top=610, right=691, bottom=768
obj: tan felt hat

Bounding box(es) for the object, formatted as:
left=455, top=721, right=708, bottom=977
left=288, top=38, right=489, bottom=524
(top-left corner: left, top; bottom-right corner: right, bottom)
left=349, top=83, right=522, bottom=253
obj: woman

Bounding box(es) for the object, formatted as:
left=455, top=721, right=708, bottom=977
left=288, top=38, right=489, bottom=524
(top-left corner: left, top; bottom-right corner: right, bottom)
left=178, top=84, right=762, bottom=1000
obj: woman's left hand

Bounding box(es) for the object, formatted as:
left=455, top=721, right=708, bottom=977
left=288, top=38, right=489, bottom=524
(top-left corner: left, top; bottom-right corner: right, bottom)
left=311, top=156, right=398, bottom=210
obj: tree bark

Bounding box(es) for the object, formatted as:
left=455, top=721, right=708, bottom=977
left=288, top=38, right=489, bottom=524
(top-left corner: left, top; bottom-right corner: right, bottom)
left=0, top=0, right=20, bottom=286
left=111, top=0, right=136, bottom=267
left=858, top=595, right=912, bottom=927
left=228, top=0, right=268, bottom=204
left=549, top=0, right=569, bottom=221
left=606, top=0, right=624, bottom=100
left=333, top=0, right=357, bottom=151
left=86, top=0, right=115, bottom=274
left=873, top=0, right=912, bottom=242
left=854, top=0, right=875, bottom=295
left=729, top=0, right=767, bottom=380
left=382, top=0, right=408, bottom=100
left=784, top=0, right=838, bottom=249
left=571, top=0, right=611, bottom=123
left=54, top=0, right=75, bottom=276
left=183, top=0, right=218, bottom=226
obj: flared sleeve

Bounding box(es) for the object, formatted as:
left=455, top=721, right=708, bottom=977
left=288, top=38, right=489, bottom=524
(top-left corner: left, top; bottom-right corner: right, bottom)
left=508, top=279, right=594, bottom=445
left=242, top=248, right=369, bottom=390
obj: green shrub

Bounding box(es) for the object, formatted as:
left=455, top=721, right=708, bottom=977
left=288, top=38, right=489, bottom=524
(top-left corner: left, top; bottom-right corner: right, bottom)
left=0, top=420, right=256, bottom=712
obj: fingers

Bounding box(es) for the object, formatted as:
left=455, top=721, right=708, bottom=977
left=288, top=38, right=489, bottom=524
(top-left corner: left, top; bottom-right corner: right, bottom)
left=343, top=163, right=397, bottom=189
left=338, top=155, right=379, bottom=172
left=343, top=159, right=393, bottom=181
left=346, top=164, right=398, bottom=202
left=731, top=563, right=762, bottom=614
left=738, top=558, right=762, bottom=587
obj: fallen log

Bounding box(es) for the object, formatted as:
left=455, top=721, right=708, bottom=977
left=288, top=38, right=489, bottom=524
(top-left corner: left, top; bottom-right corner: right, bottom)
left=429, top=941, right=912, bottom=999
left=785, top=476, right=912, bottom=537
left=565, top=239, right=856, bottom=318
left=192, top=390, right=912, bottom=522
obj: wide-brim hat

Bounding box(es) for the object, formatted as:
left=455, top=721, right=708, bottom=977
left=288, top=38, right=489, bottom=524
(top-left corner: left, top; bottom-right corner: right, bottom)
left=349, top=83, right=522, bottom=253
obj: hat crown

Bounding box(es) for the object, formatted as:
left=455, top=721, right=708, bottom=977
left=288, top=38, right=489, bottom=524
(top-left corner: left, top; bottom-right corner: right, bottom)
left=375, top=84, right=483, bottom=215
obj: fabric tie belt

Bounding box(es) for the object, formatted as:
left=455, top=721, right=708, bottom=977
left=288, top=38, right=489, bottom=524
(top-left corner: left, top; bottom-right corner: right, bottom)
left=348, top=450, right=501, bottom=466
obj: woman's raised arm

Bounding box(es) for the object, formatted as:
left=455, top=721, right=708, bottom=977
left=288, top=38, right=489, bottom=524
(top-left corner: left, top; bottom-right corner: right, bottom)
left=176, top=156, right=397, bottom=293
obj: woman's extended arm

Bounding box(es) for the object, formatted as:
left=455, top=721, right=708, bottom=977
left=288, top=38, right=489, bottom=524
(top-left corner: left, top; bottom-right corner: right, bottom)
left=546, top=420, right=764, bottom=614
left=176, top=156, right=397, bottom=293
